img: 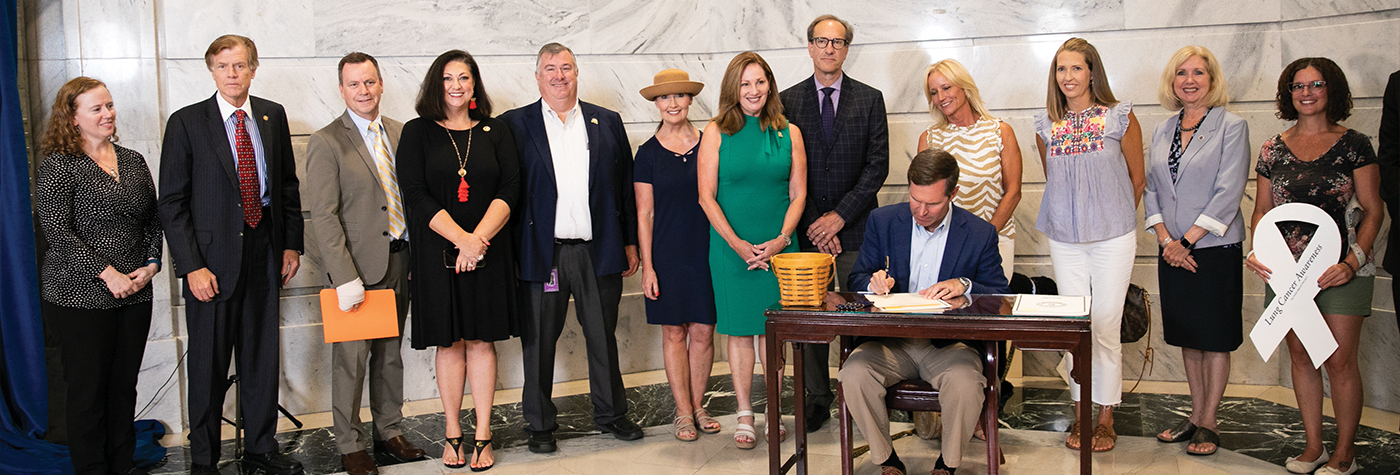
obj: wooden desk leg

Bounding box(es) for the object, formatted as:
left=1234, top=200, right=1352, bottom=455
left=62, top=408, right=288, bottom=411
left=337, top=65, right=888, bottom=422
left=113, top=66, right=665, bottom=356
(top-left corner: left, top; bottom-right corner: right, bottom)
left=987, top=377, right=1000, bottom=475
left=838, top=376, right=852, bottom=475
left=792, top=342, right=806, bottom=474
left=767, top=327, right=782, bottom=474
left=1077, top=334, right=1093, bottom=475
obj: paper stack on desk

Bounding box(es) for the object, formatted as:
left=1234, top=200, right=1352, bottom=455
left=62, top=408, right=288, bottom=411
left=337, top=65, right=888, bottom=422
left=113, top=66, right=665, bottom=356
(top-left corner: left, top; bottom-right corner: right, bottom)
left=866, top=293, right=952, bottom=312
left=1012, top=294, right=1090, bottom=316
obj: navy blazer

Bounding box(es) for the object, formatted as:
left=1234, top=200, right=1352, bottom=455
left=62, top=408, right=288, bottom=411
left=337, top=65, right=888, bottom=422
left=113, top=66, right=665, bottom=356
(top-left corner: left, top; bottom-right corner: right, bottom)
left=779, top=75, right=889, bottom=251
left=1379, top=70, right=1399, bottom=274
left=157, top=94, right=303, bottom=300
left=499, top=100, right=637, bottom=282
left=848, top=204, right=1008, bottom=295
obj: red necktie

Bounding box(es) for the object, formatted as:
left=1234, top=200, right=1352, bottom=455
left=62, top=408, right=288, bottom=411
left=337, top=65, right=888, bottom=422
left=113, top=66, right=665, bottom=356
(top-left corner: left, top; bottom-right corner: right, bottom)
left=233, top=110, right=262, bottom=228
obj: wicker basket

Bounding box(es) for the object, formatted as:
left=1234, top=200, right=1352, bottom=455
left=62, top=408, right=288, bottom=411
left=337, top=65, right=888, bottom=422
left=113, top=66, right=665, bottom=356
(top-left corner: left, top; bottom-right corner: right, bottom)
left=771, top=252, right=835, bottom=307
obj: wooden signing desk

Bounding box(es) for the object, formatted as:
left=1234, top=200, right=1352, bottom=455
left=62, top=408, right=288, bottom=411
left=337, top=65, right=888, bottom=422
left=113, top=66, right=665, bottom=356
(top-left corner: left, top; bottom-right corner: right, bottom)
left=764, top=293, right=1094, bottom=475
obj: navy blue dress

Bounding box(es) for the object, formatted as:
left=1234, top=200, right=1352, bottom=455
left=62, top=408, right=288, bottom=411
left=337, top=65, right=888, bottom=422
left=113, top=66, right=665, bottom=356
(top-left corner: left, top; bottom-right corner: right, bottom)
left=634, top=136, right=717, bottom=326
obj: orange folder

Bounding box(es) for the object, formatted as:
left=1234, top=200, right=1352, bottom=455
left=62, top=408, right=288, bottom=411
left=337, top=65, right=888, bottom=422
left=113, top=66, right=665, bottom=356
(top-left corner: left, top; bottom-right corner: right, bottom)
left=320, top=289, right=400, bottom=344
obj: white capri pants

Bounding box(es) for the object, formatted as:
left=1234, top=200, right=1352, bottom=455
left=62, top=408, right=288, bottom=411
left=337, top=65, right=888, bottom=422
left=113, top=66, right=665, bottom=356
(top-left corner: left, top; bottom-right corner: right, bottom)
left=1049, top=231, right=1134, bottom=406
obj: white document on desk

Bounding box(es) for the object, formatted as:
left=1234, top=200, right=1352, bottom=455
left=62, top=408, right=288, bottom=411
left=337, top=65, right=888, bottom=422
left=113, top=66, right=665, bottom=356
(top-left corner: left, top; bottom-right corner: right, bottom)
left=866, top=293, right=952, bottom=312
left=1013, top=294, right=1090, bottom=316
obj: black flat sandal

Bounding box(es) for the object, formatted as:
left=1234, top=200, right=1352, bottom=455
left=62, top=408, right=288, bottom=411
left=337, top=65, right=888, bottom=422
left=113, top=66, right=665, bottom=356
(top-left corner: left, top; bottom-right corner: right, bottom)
left=443, top=437, right=467, bottom=469
left=1186, top=427, right=1219, bottom=456
left=1157, top=418, right=1197, bottom=443
left=470, top=438, right=494, bottom=472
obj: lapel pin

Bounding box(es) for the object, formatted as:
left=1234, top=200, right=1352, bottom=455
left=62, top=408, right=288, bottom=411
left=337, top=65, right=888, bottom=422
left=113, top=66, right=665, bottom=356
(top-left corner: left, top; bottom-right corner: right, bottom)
left=483, top=125, right=491, bottom=132
left=591, top=118, right=598, bottom=125
left=262, top=115, right=269, bottom=121
left=778, top=131, right=783, bottom=137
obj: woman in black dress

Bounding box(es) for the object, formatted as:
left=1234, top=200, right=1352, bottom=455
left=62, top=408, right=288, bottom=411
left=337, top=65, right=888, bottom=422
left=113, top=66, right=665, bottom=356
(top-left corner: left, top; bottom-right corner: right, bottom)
left=36, top=77, right=162, bottom=475
left=398, top=50, right=519, bottom=471
left=634, top=69, right=719, bottom=442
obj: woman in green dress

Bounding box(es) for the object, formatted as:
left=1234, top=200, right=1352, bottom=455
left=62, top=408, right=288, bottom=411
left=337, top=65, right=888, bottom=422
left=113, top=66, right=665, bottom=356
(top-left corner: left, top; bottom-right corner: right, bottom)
left=698, top=51, right=807, bottom=449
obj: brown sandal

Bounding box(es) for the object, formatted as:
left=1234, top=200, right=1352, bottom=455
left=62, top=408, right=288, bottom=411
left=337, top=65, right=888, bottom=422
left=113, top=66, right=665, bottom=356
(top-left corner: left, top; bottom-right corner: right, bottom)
left=1064, top=421, right=1082, bottom=450
left=1091, top=424, right=1117, bottom=452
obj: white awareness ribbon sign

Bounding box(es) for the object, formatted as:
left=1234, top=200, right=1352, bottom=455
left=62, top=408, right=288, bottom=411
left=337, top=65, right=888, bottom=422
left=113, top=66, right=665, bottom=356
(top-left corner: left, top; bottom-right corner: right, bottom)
left=1249, top=203, right=1340, bottom=369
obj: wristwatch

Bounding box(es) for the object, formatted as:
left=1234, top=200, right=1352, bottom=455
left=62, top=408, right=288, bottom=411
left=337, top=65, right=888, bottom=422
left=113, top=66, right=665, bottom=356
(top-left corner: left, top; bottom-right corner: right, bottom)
left=958, top=277, right=972, bottom=296
left=1179, top=237, right=1196, bottom=250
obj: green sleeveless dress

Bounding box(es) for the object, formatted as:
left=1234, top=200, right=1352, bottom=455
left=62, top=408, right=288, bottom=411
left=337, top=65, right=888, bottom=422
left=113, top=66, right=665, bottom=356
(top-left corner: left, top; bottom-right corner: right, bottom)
left=710, top=115, right=800, bottom=336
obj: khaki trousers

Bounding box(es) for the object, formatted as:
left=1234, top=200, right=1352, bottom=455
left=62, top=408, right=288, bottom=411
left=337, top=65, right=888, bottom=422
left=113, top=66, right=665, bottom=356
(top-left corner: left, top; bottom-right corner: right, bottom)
left=837, top=338, right=984, bottom=468
left=330, top=248, right=409, bottom=454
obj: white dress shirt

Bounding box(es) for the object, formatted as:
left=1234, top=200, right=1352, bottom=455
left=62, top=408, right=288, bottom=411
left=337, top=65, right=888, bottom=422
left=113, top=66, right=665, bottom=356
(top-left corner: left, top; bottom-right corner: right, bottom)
left=541, top=100, right=592, bottom=240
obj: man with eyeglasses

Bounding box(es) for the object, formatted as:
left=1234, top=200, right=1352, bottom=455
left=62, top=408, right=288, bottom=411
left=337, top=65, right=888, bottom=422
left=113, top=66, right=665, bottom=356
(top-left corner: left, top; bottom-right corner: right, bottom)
left=779, top=14, right=890, bottom=433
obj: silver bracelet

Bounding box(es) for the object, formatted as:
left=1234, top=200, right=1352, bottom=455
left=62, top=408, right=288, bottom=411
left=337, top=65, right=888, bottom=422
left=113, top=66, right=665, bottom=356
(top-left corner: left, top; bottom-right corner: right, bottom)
left=777, top=233, right=791, bottom=247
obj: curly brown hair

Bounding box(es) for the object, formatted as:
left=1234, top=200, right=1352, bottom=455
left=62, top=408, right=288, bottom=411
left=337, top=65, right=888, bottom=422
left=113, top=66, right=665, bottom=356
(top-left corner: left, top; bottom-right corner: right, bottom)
left=40, top=76, right=116, bottom=156
left=1275, top=57, right=1351, bottom=123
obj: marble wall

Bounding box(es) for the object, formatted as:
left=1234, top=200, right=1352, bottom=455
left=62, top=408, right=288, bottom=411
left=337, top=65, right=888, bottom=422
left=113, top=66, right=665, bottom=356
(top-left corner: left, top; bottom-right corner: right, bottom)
left=19, top=0, right=1400, bottom=436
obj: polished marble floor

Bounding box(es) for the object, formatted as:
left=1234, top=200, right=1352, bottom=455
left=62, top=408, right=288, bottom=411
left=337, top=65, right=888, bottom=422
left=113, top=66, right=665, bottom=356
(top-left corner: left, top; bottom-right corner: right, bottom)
left=144, top=370, right=1400, bottom=474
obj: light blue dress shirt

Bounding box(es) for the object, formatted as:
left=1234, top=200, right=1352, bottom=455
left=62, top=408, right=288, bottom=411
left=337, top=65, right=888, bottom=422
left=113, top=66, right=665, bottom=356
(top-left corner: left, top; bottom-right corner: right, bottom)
left=217, top=96, right=269, bottom=207
left=908, top=208, right=953, bottom=292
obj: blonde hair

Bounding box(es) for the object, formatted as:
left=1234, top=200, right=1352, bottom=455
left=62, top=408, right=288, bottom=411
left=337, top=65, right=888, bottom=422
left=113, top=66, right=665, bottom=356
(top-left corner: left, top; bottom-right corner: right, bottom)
left=1158, top=46, right=1230, bottom=111
left=41, top=77, right=116, bottom=156
left=1045, top=38, right=1118, bottom=120
left=712, top=52, right=787, bottom=135
left=923, top=59, right=995, bottom=129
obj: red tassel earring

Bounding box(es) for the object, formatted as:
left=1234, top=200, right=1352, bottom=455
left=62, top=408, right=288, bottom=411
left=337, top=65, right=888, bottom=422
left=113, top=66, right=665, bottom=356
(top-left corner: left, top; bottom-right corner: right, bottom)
left=469, top=98, right=477, bottom=110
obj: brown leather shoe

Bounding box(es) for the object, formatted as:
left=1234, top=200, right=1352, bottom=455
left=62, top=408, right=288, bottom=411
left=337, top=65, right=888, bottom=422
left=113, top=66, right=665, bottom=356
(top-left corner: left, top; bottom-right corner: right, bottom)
left=375, top=436, right=427, bottom=462
left=340, top=450, right=378, bottom=475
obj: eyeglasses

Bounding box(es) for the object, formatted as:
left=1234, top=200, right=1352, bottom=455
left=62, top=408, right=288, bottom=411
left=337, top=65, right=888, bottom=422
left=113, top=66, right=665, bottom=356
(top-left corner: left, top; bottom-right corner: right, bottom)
left=1289, top=80, right=1327, bottom=93
left=809, top=37, right=848, bottom=49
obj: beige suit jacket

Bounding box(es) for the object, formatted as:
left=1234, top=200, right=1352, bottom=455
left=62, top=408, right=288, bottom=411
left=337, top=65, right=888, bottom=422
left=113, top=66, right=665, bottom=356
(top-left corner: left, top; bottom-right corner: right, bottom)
left=304, top=110, right=405, bottom=287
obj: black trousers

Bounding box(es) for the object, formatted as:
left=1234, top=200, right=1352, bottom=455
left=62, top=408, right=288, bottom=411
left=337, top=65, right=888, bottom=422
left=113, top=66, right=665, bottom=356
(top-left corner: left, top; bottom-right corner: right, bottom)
left=521, top=242, right=627, bottom=432
left=184, top=221, right=282, bottom=464
left=44, top=299, right=152, bottom=475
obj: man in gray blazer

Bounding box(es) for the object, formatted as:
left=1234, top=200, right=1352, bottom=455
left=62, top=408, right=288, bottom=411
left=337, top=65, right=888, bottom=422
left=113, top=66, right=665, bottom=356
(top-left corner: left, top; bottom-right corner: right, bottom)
left=304, top=52, right=425, bottom=475
left=779, top=14, right=890, bottom=432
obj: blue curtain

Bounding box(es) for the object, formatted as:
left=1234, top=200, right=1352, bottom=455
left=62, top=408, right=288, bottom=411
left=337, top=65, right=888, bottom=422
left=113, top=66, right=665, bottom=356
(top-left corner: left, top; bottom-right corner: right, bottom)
left=0, top=2, right=71, bottom=473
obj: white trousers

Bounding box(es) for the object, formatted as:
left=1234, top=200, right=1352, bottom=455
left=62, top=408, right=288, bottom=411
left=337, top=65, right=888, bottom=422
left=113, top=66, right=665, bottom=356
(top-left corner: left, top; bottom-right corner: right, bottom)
left=1049, top=231, right=1134, bottom=406
left=998, top=234, right=1015, bottom=282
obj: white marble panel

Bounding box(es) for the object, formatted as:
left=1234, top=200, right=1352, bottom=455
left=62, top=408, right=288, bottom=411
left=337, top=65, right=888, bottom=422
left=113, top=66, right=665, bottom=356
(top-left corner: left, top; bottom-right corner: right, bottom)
left=312, top=0, right=590, bottom=57
left=134, top=338, right=185, bottom=433
left=798, top=0, right=1125, bottom=44
left=840, top=41, right=975, bottom=116
left=278, top=324, right=334, bottom=415
left=1282, top=0, right=1400, bottom=20
left=29, top=59, right=79, bottom=128
left=708, top=0, right=803, bottom=53
left=586, top=0, right=713, bottom=54
left=23, top=0, right=69, bottom=61
left=77, top=0, right=156, bottom=59
left=968, top=37, right=1068, bottom=111
left=1360, top=308, right=1400, bottom=412
left=62, top=0, right=80, bottom=59
left=157, top=0, right=314, bottom=60
left=1280, top=15, right=1400, bottom=98
left=80, top=58, right=161, bottom=141
left=1124, top=0, right=1280, bottom=29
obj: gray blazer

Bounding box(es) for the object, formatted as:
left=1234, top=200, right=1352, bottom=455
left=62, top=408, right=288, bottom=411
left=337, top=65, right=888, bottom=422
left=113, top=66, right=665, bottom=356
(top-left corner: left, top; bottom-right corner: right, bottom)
left=304, top=111, right=405, bottom=287
left=1144, top=108, right=1250, bottom=248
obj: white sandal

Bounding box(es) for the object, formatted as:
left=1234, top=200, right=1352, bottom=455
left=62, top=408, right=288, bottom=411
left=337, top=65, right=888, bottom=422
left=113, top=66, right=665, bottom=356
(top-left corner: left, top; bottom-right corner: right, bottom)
left=734, top=410, right=757, bottom=449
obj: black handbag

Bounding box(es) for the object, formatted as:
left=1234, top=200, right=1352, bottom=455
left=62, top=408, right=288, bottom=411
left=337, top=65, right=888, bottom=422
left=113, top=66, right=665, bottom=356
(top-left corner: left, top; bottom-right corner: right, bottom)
left=1121, top=283, right=1150, bottom=343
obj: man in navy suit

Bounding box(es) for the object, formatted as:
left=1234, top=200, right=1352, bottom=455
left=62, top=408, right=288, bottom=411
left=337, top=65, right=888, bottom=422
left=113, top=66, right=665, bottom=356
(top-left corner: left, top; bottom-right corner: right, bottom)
left=841, top=148, right=1007, bottom=475
left=499, top=42, right=642, bottom=453
left=157, top=35, right=304, bottom=475
left=779, top=14, right=890, bottom=431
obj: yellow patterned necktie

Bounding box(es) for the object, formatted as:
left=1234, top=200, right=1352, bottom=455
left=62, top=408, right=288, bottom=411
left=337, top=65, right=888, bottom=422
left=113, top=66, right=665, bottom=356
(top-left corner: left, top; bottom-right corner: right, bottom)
left=369, top=122, right=405, bottom=239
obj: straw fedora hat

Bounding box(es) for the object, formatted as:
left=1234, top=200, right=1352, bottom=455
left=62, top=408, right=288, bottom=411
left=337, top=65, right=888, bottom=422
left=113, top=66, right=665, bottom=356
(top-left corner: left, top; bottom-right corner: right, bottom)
left=639, top=69, right=704, bottom=101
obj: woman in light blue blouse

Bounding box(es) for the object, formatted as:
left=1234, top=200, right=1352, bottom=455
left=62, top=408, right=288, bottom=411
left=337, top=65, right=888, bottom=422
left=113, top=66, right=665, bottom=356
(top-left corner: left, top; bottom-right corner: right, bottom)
left=1033, top=37, right=1144, bottom=453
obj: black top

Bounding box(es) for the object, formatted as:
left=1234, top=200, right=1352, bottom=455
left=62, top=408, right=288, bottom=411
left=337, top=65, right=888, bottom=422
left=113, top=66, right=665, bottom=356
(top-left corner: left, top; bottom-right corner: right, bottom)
left=36, top=145, right=163, bottom=309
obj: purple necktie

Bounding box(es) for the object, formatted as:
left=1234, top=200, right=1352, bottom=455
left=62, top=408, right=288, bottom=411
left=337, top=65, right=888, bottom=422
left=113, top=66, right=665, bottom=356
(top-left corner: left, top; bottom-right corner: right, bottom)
left=820, top=87, right=836, bottom=145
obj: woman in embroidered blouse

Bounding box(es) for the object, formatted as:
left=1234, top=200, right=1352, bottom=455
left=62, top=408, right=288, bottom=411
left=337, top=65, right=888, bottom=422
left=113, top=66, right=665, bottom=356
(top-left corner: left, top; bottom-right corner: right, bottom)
left=917, top=59, right=1022, bottom=281
left=1145, top=46, right=1250, bottom=456
left=1033, top=37, right=1144, bottom=453
left=1245, top=57, right=1382, bottom=475
left=36, top=77, right=163, bottom=475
